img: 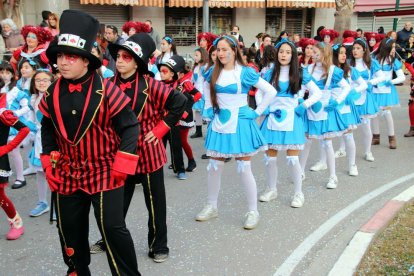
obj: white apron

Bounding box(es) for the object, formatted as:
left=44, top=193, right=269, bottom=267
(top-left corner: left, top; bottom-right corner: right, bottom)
left=267, top=96, right=296, bottom=131
left=307, top=66, right=334, bottom=121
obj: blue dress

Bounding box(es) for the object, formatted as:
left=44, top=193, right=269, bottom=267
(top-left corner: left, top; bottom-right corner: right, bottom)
left=204, top=66, right=267, bottom=157
left=307, top=66, right=348, bottom=139
left=372, top=59, right=402, bottom=108
left=259, top=68, right=311, bottom=150
left=354, top=59, right=380, bottom=118
left=192, top=64, right=206, bottom=112
left=340, top=67, right=362, bottom=129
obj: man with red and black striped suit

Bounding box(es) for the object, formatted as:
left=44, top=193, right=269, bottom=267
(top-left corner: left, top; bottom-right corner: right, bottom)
left=107, top=33, right=187, bottom=263
left=40, top=10, right=141, bottom=276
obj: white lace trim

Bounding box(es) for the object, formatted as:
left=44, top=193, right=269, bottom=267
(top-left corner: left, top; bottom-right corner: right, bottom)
left=179, top=120, right=195, bottom=127
left=268, top=144, right=304, bottom=151
left=206, top=146, right=268, bottom=158
left=308, top=130, right=347, bottom=139
left=347, top=124, right=358, bottom=130
left=0, top=170, right=13, bottom=177
left=378, top=104, right=400, bottom=109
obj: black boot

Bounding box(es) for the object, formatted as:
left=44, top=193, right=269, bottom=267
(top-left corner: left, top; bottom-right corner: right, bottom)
left=186, top=159, right=197, bottom=172
left=190, top=126, right=202, bottom=138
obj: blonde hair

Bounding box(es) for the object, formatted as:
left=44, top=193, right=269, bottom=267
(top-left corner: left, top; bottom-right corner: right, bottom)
left=312, top=42, right=333, bottom=79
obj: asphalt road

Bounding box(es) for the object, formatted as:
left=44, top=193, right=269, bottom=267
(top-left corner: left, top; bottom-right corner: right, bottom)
left=1, top=84, right=413, bottom=276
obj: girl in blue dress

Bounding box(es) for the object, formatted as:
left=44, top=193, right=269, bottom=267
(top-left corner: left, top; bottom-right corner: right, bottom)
left=195, top=36, right=276, bottom=230
left=371, top=38, right=405, bottom=149
left=332, top=44, right=367, bottom=176
left=258, top=39, right=321, bottom=208
left=299, top=42, right=351, bottom=189
left=191, top=47, right=209, bottom=138
left=350, top=38, right=384, bottom=162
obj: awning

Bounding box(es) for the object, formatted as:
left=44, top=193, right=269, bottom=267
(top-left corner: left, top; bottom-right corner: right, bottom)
left=355, top=0, right=413, bottom=13
left=169, top=0, right=265, bottom=8
left=267, top=0, right=335, bottom=8
left=373, top=8, right=414, bottom=18
left=80, top=0, right=164, bottom=6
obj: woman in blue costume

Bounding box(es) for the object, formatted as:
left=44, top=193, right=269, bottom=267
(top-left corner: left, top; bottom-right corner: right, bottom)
left=371, top=38, right=405, bottom=149
left=258, top=39, right=321, bottom=208
left=350, top=38, right=384, bottom=162
left=332, top=44, right=367, bottom=176
left=299, top=42, right=351, bottom=189
left=195, top=36, right=276, bottom=230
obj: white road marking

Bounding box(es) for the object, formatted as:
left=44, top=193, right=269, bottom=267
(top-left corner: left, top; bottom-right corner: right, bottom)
left=274, top=173, right=414, bottom=276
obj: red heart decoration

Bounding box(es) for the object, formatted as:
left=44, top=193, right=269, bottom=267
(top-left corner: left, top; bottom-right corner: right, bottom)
left=65, top=246, right=75, bottom=257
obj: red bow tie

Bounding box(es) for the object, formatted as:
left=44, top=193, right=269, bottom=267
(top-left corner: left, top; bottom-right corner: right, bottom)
left=120, top=82, right=132, bottom=92
left=68, top=83, right=82, bottom=93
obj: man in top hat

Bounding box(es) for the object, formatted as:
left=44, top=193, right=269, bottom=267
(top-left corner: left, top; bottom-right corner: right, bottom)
left=39, top=10, right=140, bottom=275
left=89, top=32, right=186, bottom=263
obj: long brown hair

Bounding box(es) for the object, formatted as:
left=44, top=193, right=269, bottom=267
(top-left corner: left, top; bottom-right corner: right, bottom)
left=350, top=39, right=372, bottom=69
left=333, top=45, right=351, bottom=77
left=193, top=47, right=209, bottom=69
left=311, top=42, right=332, bottom=79
left=210, top=36, right=245, bottom=110
left=375, top=38, right=395, bottom=68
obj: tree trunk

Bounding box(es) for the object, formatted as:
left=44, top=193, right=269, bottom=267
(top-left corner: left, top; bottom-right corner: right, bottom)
left=334, top=0, right=355, bottom=42
left=0, top=0, right=24, bottom=28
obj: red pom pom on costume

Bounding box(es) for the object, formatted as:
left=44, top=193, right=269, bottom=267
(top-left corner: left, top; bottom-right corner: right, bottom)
left=21, top=25, right=53, bottom=45
left=197, top=32, right=219, bottom=50
left=122, top=21, right=150, bottom=35
left=299, top=38, right=316, bottom=50
left=342, top=30, right=357, bottom=39
left=320, top=29, right=339, bottom=43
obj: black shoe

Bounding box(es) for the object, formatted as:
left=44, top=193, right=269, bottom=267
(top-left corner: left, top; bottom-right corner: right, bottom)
left=186, top=159, right=197, bottom=172
left=190, top=132, right=202, bottom=138
left=224, top=157, right=232, bottom=163
left=201, top=154, right=210, bottom=159
left=11, top=180, right=26, bottom=189
left=90, top=239, right=106, bottom=254
left=168, top=164, right=173, bottom=169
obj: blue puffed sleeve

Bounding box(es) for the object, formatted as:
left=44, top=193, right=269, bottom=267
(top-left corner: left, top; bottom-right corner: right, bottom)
left=394, top=59, right=402, bottom=71
left=370, top=59, right=381, bottom=74
left=350, top=67, right=361, bottom=82
left=241, top=66, right=260, bottom=87
left=331, top=66, right=344, bottom=85
left=202, top=66, right=214, bottom=82
left=103, top=68, right=114, bottom=79
left=301, top=68, right=312, bottom=85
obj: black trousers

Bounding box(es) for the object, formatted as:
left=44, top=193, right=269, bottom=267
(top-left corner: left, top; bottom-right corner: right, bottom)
left=163, top=124, right=185, bottom=173
left=56, top=187, right=140, bottom=276
left=124, top=167, right=169, bottom=256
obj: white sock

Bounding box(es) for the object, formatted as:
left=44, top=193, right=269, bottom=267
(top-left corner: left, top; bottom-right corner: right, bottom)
left=9, top=148, right=24, bottom=181
left=264, top=155, right=277, bottom=191
left=237, top=160, right=258, bottom=212
left=8, top=212, right=23, bottom=228
left=300, top=138, right=312, bottom=173
left=319, top=140, right=327, bottom=164
left=371, top=116, right=380, bottom=135
left=323, top=140, right=336, bottom=177
left=287, top=156, right=302, bottom=195
left=194, top=111, right=202, bottom=126
left=37, top=171, right=48, bottom=204
left=207, top=159, right=224, bottom=209
left=338, top=136, right=346, bottom=152
left=344, top=133, right=356, bottom=167
left=360, top=118, right=373, bottom=154
left=383, top=110, right=395, bottom=136
left=22, top=141, right=34, bottom=170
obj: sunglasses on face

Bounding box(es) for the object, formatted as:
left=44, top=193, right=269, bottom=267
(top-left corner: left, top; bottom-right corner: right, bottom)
left=117, top=53, right=133, bottom=62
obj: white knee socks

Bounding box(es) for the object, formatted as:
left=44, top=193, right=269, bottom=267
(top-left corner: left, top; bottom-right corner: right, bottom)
left=344, top=133, right=356, bottom=167
left=237, top=160, right=258, bottom=212
left=323, top=140, right=336, bottom=178
left=360, top=118, right=373, bottom=154
left=207, top=159, right=224, bottom=209
left=194, top=111, right=202, bottom=126
left=383, top=110, right=395, bottom=136
left=37, top=171, right=48, bottom=203
left=338, top=136, right=346, bottom=152
left=9, top=148, right=24, bottom=181
left=287, top=156, right=302, bottom=195
left=264, top=155, right=278, bottom=191
left=300, top=138, right=313, bottom=173
left=319, top=140, right=327, bottom=164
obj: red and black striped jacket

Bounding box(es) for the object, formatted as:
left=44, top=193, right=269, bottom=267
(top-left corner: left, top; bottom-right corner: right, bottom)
left=39, top=72, right=139, bottom=195
left=112, top=73, right=187, bottom=174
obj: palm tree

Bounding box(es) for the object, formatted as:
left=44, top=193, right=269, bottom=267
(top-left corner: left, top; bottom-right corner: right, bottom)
left=333, top=0, right=355, bottom=40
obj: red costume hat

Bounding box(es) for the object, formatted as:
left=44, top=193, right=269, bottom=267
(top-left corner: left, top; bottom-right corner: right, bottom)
left=197, top=32, right=218, bottom=50
left=122, top=21, right=150, bottom=35
left=320, top=29, right=339, bottom=44
left=21, top=25, right=53, bottom=45
left=299, top=38, right=316, bottom=50
left=364, top=32, right=385, bottom=43
left=342, top=30, right=357, bottom=45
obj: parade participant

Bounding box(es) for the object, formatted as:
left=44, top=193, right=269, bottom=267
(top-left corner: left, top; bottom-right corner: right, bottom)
left=404, top=57, right=414, bottom=137
left=371, top=38, right=405, bottom=149
left=259, top=45, right=276, bottom=75
left=40, top=10, right=141, bottom=275
left=342, top=30, right=357, bottom=59
left=191, top=47, right=208, bottom=139
left=28, top=69, right=54, bottom=217
left=156, top=36, right=177, bottom=65
left=332, top=44, right=367, bottom=176
left=195, top=35, right=276, bottom=230
left=299, top=38, right=315, bottom=68
left=299, top=42, right=351, bottom=189
left=364, top=32, right=385, bottom=54
left=159, top=55, right=202, bottom=173
left=197, top=32, right=218, bottom=51
left=258, top=38, right=321, bottom=207
left=107, top=33, right=187, bottom=262
left=350, top=38, right=384, bottom=162
left=10, top=25, right=53, bottom=71
left=0, top=87, right=29, bottom=240
left=320, top=29, right=339, bottom=45
left=91, top=41, right=114, bottom=79
left=122, top=21, right=150, bottom=38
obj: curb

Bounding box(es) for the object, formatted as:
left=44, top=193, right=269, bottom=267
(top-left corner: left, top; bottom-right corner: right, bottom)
left=328, top=184, right=414, bottom=276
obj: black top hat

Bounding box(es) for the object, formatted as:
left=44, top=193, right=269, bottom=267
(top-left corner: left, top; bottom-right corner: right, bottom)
left=157, top=55, right=186, bottom=75
left=46, top=10, right=101, bottom=70
left=108, top=33, right=155, bottom=75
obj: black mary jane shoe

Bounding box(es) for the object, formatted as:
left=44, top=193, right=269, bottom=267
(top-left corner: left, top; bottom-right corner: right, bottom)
left=11, top=179, right=27, bottom=189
